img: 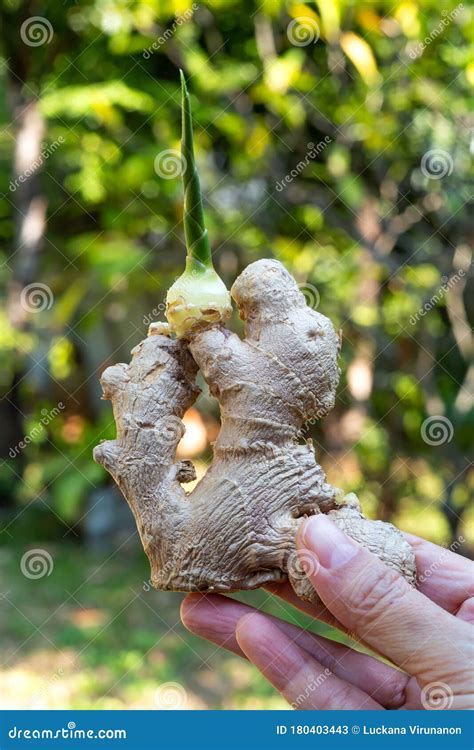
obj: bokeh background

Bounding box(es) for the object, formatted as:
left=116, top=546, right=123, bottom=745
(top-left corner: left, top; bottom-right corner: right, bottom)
left=0, top=0, right=472, bottom=710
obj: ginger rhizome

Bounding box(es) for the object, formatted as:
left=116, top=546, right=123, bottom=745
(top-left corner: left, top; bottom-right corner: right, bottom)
left=94, top=260, right=416, bottom=602
left=93, top=77, right=416, bottom=604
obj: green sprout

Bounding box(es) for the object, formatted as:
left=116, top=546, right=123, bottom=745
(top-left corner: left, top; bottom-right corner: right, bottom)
left=165, top=71, right=231, bottom=338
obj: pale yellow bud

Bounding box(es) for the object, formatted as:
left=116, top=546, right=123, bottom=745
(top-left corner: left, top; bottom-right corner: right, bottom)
left=165, top=264, right=232, bottom=338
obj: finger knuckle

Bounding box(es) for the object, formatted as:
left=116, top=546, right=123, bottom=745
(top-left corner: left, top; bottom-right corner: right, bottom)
left=348, top=564, right=409, bottom=626
left=381, top=675, right=409, bottom=709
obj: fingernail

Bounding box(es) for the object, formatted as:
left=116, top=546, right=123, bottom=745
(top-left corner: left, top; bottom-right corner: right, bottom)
left=301, top=515, right=358, bottom=570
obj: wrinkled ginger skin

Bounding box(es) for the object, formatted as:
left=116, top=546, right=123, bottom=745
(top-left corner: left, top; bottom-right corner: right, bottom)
left=94, top=259, right=416, bottom=604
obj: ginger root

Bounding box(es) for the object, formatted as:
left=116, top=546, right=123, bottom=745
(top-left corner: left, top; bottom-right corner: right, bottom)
left=93, top=259, right=416, bottom=604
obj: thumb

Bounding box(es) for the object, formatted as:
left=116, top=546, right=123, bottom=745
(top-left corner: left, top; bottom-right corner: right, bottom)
left=297, top=515, right=471, bottom=688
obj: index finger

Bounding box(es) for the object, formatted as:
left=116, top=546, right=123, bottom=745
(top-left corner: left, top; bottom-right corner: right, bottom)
left=403, top=532, right=474, bottom=613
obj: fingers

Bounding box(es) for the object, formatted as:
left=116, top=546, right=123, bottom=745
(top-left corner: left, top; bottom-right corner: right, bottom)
left=455, top=597, right=474, bottom=625
left=268, top=532, right=474, bottom=626
left=181, top=594, right=243, bottom=655
left=263, top=581, right=342, bottom=630
left=263, top=581, right=383, bottom=651
left=181, top=593, right=409, bottom=708
left=403, top=532, right=474, bottom=616
left=235, top=611, right=383, bottom=709
left=297, top=515, right=473, bottom=689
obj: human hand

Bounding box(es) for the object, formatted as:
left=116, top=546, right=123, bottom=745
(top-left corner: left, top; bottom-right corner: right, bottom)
left=181, top=515, right=474, bottom=709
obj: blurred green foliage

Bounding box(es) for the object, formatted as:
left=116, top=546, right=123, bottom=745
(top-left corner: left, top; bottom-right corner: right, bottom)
left=2, top=542, right=334, bottom=708
left=0, top=0, right=472, bottom=709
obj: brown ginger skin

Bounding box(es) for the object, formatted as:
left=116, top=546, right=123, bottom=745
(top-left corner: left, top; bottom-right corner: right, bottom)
left=94, top=259, right=416, bottom=603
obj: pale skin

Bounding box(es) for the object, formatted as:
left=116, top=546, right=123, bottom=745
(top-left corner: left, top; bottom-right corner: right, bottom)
left=181, top=515, right=474, bottom=710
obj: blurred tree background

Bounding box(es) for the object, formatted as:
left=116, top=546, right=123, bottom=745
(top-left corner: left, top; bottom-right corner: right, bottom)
left=0, top=0, right=472, bottom=709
